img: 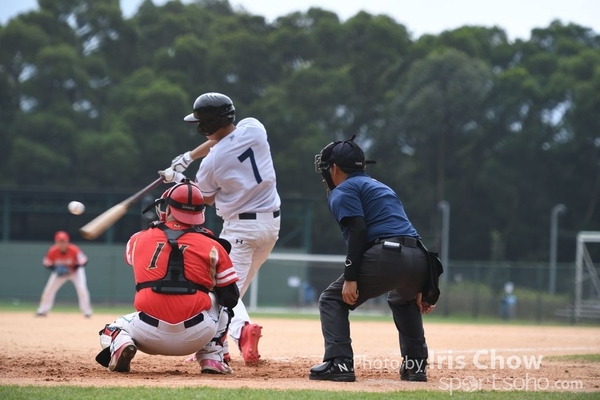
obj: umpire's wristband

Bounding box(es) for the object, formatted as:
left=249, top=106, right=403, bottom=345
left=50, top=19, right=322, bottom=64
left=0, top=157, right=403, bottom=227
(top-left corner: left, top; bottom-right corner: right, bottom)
left=340, top=216, right=366, bottom=281
left=343, top=257, right=360, bottom=281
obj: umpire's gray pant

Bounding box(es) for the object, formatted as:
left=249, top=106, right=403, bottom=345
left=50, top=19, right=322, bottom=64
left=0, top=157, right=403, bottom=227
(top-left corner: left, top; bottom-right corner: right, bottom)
left=318, top=243, right=429, bottom=361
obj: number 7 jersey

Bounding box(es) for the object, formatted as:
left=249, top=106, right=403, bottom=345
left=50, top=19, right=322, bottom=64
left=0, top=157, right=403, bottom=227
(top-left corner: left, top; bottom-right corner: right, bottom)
left=195, top=117, right=281, bottom=220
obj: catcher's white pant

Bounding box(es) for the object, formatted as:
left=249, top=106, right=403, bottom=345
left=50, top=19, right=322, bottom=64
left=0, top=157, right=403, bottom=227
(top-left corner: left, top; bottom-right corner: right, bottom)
left=103, top=293, right=229, bottom=360
left=220, top=214, right=280, bottom=344
left=37, top=268, right=92, bottom=316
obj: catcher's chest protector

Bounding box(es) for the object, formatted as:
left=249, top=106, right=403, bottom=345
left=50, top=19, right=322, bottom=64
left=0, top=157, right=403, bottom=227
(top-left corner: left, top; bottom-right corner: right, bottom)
left=135, top=224, right=210, bottom=295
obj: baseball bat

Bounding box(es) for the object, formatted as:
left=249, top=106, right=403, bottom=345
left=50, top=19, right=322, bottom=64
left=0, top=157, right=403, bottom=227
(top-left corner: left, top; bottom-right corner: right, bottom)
left=79, top=177, right=164, bottom=240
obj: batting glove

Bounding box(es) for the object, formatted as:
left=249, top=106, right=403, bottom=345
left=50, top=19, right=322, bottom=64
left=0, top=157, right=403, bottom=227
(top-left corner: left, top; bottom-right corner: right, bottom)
left=158, top=168, right=186, bottom=183
left=55, top=265, right=70, bottom=277
left=171, top=151, right=193, bottom=172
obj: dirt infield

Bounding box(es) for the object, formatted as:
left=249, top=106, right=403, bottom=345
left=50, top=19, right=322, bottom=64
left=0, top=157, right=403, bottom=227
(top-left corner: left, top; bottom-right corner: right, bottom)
left=1, top=312, right=599, bottom=393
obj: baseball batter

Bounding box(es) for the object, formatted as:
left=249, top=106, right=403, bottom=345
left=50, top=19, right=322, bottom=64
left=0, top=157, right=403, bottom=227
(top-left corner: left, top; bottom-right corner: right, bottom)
left=310, top=136, right=443, bottom=382
left=36, top=231, right=92, bottom=317
left=160, top=92, right=280, bottom=365
left=95, top=181, right=240, bottom=374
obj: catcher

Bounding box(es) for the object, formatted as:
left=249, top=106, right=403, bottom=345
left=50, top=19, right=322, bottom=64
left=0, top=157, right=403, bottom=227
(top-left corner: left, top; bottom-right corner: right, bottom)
left=95, top=180, right=239, bottom=374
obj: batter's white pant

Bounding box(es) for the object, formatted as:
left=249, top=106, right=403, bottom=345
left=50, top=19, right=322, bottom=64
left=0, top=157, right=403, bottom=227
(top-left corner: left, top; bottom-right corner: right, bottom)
left=37, top=268, right=93, bottom=316
left=103, top=293, right=229, bottom=360
left=220, top=214, right=280, bottom=345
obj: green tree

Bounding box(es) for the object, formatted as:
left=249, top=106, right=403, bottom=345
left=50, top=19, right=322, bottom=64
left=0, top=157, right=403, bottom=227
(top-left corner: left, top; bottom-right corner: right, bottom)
left=378, top=49, right=491, bottom=250
left=109, top=69, right=190, bottom=180
left=0, top=2, right=598, bottom=262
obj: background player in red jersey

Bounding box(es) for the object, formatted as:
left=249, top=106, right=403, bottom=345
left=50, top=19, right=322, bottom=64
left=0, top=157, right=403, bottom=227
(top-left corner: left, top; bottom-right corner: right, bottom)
left=36, top=231, right=92, bottom=318
left=95, top=180, right=240, bottom=374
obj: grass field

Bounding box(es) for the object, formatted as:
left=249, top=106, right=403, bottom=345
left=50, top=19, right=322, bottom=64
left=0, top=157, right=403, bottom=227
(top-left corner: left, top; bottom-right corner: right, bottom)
left=1, top=386, right=599, bottom=399
left=545, top=354, right=600, bottom=363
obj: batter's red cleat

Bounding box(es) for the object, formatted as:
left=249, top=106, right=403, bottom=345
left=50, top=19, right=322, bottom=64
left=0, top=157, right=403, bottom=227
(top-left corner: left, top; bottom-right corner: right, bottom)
left=223, top=352, right=231, bottom=363
left=108, top=343, right=137, bottom=372
left=239, top=323, right=262, bottom=365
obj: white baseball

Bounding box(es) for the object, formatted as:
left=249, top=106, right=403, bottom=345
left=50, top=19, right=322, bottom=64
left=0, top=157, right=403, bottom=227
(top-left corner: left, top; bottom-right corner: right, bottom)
left=68, top=201, right=85, bottom=215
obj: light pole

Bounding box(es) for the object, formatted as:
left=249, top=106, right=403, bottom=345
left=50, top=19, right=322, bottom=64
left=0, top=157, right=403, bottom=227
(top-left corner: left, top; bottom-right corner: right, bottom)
left=549, top=204, right=567, bottom=294
left=438, top=200, right=450, bottom=316
left=438, top=200, right=450, bottom=285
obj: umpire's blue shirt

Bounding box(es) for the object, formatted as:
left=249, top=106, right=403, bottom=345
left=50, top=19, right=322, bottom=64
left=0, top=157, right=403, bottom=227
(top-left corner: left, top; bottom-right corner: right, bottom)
left=328, top=171, right=418, bottom=245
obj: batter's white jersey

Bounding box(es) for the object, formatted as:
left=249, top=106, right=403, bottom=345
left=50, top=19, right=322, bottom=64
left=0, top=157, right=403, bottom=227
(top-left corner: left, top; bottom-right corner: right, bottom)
left=195, top=117, right=281, bottom=220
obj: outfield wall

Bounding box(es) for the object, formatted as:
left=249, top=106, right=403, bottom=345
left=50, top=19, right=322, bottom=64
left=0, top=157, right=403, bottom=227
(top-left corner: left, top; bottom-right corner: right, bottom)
left=0, top=243, right=581, bottom=322
left=0, top=243, right=310, bottom=307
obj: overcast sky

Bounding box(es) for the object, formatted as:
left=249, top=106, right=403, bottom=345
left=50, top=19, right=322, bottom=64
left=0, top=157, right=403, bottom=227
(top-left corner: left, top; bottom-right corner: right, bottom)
left=1, top=0, right=598, bottom=41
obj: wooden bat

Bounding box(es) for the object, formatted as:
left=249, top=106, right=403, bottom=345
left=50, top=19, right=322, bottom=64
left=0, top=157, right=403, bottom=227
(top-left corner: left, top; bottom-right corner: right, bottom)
left=79, top=177, right=164, bottom=240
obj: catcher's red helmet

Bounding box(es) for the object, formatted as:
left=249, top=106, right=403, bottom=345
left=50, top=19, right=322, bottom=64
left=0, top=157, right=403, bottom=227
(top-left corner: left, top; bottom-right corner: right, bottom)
left=159, top=181, right=205, bottom=225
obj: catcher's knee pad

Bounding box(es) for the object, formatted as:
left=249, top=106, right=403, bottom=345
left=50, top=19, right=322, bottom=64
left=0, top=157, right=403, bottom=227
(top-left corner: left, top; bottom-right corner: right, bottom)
left=99, top=324, right=122, bottom=349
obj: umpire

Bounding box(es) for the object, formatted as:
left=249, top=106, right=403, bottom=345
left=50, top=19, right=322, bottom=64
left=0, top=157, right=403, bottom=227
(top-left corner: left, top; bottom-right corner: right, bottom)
left=309, top=136, right=443, bottom=382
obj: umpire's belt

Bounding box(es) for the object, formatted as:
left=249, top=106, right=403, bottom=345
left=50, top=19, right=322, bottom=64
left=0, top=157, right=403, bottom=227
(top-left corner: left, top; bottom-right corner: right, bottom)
left=138, top=312, right=204, bottom=329
left=236, top=210, right=280, bottom=220
left=373, top=236, right=419, bottom=248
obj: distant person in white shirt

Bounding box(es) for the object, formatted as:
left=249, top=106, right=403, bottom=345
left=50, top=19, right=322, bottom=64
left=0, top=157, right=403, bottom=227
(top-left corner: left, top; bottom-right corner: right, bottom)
left=159, top=92, right=280, bottom=367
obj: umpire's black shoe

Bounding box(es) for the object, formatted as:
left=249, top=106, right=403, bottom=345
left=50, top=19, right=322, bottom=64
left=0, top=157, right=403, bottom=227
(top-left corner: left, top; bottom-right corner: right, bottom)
left=400, top=357, right=427, bottom=382
left=309, top=357, right=355, bottom=382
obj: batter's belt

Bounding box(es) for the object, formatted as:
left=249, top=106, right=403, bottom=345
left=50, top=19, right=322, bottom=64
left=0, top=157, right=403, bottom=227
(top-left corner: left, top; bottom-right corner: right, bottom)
left=234, top=210, right=280, bottom=220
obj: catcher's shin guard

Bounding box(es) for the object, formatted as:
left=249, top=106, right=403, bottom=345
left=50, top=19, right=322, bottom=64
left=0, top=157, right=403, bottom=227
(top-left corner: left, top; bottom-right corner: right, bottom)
left=96, top=324, right=137, bottom=371
left=99, top=325, right=121, bottom=349
left=96, top=325, right=123, bottom=367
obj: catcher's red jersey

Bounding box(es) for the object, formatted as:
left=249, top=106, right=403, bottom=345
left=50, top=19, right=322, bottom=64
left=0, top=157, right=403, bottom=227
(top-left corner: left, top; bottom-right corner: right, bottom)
left=43, top=244, right=88, bottom=271
left=125, top=221, right=237, bottom=324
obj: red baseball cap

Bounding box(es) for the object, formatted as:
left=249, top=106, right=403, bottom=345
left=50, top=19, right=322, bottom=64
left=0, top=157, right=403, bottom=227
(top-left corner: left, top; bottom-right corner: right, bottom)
left=55, top=231, right=70, bottom=242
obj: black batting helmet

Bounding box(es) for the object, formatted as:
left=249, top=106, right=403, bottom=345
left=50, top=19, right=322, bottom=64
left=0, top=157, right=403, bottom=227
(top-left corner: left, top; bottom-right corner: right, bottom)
left=184, top=92, right=236, bottom=136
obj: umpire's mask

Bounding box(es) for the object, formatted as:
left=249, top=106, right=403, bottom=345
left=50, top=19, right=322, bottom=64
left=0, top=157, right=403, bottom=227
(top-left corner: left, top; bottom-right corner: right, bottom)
left=314, top=135, right=375, bottom=195
left=315, top=141, right=337, bottom=194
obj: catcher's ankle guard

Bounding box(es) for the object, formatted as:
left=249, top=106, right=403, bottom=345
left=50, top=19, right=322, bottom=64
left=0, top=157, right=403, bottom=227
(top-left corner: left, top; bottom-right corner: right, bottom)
left=99, top=325, right=121, bottom=349
left=96, top=325, right=123, bottom=367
